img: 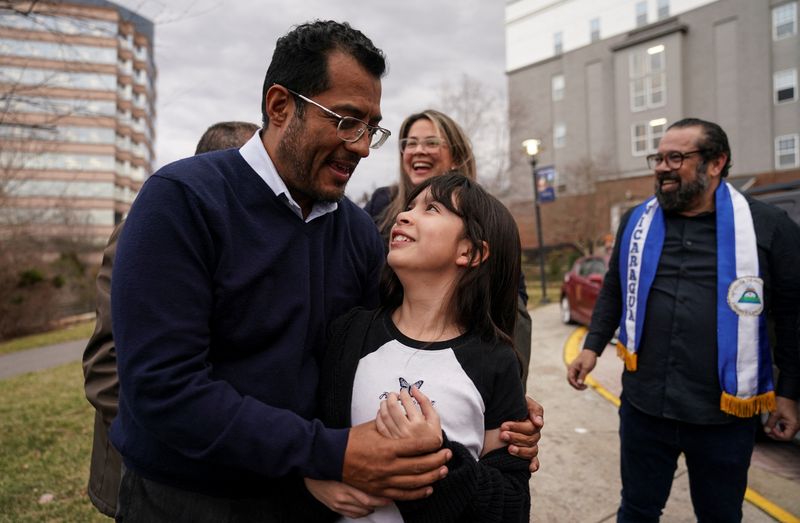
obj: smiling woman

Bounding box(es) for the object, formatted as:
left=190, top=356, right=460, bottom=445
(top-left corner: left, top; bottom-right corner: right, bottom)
left=364, top=109, right=476, bottom=244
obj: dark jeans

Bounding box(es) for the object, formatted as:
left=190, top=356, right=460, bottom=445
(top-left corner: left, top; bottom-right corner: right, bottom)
left=617, top=396, right=757, bottom=523
left=115, top=467, right=332, bottom=523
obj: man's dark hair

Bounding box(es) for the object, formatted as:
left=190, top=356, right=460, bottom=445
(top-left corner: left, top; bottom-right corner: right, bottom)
left=195, top=121, right=259, bottom=154
left=667, top=117, right=732, bottom=178
left=260, top=20, right=386, bottom=127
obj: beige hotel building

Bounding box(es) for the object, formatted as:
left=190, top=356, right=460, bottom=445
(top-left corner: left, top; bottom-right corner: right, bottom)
left=0, top=0, right=155, bottom=249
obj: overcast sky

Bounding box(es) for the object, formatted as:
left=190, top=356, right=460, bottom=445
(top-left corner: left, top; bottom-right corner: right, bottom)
left=116, top=1, right=507, bottom=200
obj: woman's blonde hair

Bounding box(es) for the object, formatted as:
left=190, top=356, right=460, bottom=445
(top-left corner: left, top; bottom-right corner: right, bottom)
left=376, top=109, right=476, bottom=235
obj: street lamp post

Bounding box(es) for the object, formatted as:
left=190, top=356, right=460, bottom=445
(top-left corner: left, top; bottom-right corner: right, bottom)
left=522, top=139, right=549, bottom=304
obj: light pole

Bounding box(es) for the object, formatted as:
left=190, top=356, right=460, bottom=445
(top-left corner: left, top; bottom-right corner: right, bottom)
left=522, top=139, right=549, bottom=304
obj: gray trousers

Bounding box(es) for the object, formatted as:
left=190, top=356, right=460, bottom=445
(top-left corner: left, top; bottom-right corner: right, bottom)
left=115, top=467, right=328, bottom=523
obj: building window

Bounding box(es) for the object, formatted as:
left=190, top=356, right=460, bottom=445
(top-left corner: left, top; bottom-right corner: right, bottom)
left=0, top=66, right=116, bottom=91
left=773, top=2, right=797, bottom=40
left=552, top=74, right=565, bottom=101
left=636, top=1, right=648, bottom=27
left=0, top=12, right=118, bottom=37
left=657, top=0, right=670, bottom=19
left=631, top=118, right=666, bottom=156
left=774, top=69, right=797, bottom=103
left=590, top=18, right=601, bottom=42
left=649, top=118, right=666, bottom=151
left=629, top=45, right=666, bottom=111
left=776, top=135, right=799, bottom=168
left=0, top=37, right=117, bottom=64
left=554, top=31, right=563, bottom=55
left=554, top=123, right=566, bottom=148
left=0, top=152, right=115, bottom=171
left=632, top=123, right=647, bottom=155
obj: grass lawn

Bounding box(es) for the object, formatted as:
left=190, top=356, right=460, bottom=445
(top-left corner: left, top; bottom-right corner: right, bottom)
left=0, top=321, right=95, bottom=357
left=525, top=283, right=563, bottom=308
left=0, top=361, right=106, bottom=522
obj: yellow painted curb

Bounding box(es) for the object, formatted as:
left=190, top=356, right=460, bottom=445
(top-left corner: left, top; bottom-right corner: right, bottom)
left=745, top=489, right=800, bottom=523
left=562, top=327, right=798, bottom=523
left=562, top=327, right=620, bottom=408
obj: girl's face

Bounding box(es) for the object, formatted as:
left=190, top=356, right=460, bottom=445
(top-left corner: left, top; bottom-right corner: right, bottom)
left=401, top=119, right=454, bottom=187
left=387, top=187, right=470, bottom=274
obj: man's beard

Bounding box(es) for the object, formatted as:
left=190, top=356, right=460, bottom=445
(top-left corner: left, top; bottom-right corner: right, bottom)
left=655, top=163, right=710, bottom=212
left=276, top=115, right=347, bottom=204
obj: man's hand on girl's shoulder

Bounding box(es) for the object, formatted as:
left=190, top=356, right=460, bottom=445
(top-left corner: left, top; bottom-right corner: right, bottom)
left=499, top=396, right=544, bottom=473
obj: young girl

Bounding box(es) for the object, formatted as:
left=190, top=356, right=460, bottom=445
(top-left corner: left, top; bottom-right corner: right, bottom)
left=307, top=174, right=531, bottom=522
left=364, top=109, right=533, bottom=388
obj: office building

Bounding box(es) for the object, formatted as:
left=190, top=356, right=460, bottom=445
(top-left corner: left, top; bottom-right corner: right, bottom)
left=0, top=0, right=155, bottom=248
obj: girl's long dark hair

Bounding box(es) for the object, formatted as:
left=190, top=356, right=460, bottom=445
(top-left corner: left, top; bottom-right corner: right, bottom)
left=380, top=174, right=521, bottom=347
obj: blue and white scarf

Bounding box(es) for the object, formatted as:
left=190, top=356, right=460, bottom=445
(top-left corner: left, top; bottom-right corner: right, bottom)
left=617, top=182, right=775, bottom=417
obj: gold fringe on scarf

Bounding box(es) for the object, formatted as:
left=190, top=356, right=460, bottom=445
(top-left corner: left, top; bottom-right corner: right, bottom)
left=720, top=391, right=776, bottom=418
left=616, top=341, right=638, bottom=371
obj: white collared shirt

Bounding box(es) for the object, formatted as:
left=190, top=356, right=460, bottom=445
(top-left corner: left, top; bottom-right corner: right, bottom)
left=239, top=130, right=338, bottom=223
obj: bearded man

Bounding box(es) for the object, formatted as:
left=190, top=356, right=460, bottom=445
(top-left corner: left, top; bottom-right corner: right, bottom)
left=567, top=118, right=800, bottom=522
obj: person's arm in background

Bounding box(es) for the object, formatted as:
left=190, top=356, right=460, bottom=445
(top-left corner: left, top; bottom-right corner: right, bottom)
left=83, top=221, right=125, bottom=426
left=514, top=272, right=532, bottom=388
left=497, top=272, right=542, bottom=472
left=764, top=210, right=800, bottom=441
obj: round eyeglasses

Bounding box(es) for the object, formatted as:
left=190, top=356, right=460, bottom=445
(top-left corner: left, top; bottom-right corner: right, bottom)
left=284, top=87, right=391, bottom=149
left=646, top=149, right=706, bottom=170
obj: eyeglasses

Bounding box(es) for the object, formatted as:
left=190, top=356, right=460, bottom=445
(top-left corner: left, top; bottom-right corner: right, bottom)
left=399, top=137, right=447, bottom=153
left=646, top=149, right=706, bottom=170
left=283, top=87, right=391, bottom=149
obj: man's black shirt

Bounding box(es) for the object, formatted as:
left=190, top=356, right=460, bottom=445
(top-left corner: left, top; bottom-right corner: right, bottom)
left=584, top=196, right=800, bottom=424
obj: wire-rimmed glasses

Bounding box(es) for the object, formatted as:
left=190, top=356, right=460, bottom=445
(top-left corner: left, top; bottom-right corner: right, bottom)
left=283, top=87, right=391, bottom=149
left=399, top=137, right=448, bottom=153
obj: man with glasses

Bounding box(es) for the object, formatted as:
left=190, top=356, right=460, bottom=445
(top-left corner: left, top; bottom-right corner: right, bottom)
left=567, top=118, right=800, bottom=522
left=110, top=21, right=539, bottom=522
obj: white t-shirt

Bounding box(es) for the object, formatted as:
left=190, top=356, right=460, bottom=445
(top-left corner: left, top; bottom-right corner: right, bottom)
left=341, top=311, right=526, bottom=523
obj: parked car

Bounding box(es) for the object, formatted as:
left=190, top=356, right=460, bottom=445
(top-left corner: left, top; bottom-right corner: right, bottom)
left=747, top=180, right=800, bottom=225
left=560, top=255, right=609, bottom=326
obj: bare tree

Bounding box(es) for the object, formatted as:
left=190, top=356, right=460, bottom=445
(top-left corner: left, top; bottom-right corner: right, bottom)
left=0, top=2, right=118, bottom=337
left=550, top=156, right=614, bottom=255
left=0, top=1, right=44, bottom=16
left=435, top=74, right=530, bottom=196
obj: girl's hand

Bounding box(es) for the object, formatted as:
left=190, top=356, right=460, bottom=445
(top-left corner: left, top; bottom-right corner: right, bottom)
left=304, top=478, right=390, bottom=518
left=375, top=387, right=443, bottom=446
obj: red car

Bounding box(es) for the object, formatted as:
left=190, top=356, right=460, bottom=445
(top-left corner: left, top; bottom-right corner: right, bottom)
left=560, top=255, right=609, bottom=326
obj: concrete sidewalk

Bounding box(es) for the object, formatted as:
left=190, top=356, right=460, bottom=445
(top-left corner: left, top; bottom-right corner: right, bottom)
left=0, top=338, right=88, bottom=380
left=526, top=302, right=797, bottom=522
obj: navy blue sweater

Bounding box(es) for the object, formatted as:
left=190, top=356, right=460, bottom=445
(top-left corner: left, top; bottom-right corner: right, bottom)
left=110, top=149, right=384, bottom=498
